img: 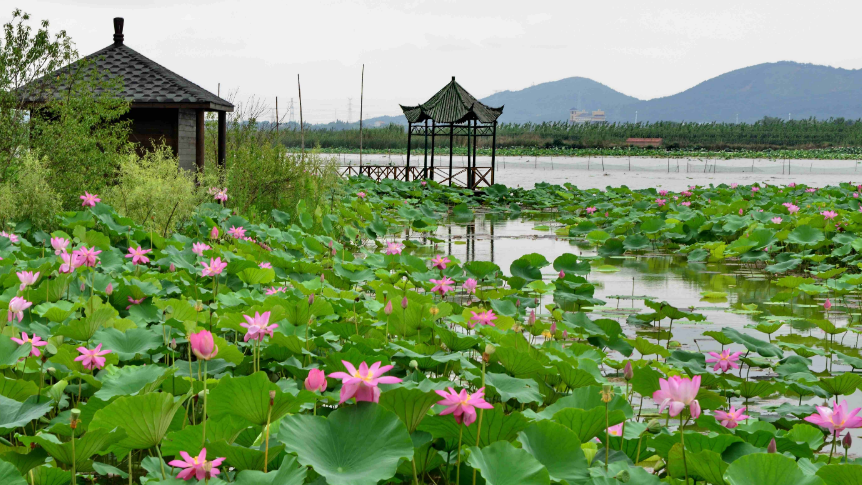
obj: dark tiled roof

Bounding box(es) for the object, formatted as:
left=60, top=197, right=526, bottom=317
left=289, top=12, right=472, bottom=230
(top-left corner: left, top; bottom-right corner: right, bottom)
left=18, top=42, right=233, bottom=111
left=400, top=77, right=503, bottom=124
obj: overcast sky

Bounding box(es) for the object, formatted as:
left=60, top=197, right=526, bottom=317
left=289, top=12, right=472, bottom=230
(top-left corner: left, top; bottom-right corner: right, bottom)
left=15, top=0, right=862, bottom=123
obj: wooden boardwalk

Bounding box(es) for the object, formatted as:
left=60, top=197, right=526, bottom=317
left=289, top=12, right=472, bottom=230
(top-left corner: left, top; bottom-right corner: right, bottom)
left=339, top=164, right=494, bottom=189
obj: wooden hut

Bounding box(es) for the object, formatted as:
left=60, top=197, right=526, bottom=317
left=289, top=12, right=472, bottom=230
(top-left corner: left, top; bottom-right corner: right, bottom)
left=17, top=17, right=233, bottom=171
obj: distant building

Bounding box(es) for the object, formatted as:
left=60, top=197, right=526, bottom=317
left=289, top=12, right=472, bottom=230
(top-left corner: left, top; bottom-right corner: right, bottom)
left=373, top=120, right=386, bottom=127
left=569, top=109, right=606, bottom=124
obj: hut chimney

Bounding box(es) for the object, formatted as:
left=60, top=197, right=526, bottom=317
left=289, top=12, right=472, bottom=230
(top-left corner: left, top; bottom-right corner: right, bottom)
left=113, top=18, right=124, bottom=45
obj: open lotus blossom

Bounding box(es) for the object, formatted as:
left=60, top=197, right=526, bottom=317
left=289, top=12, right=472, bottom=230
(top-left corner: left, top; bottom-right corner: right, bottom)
left=821, top=210, right=838, bottom=220
left=787, top=204, right=800, bottom=214
left=585, top=207, right=597, bottom=214
left=855, top=193, right=860, bottom=199
left=714, top=405, right=750, bottom=429
left=430, top=277, right=455, bottom=296
left=431, top=255, right=451, bottom=269
left=329, top=361, right=402, bottom=404
left=125, top=246, right=152, bottom=265
left=192, top=242, right=210, bottom=256
left=228, top=226, right=246, bottom=238
left=11, top=332, right=47, bottom=357
left=305, top=368, right=327, bottom=392
left=16, top=271, right=39, bottom=291
left=241, top=311, right=277, bottom=342
left=190, top=330, right=219, bottom=360
left=806, top=188, right=817, bottom=193
left=751, top=186, right=759, bottom=192
left=213, top=188, right=228, bottom=202
left=357, top=191, right=366, bottom=199
left=606, top=423, right=624, bottom=437
left=681, top=201, right=691, bottom=207
left=469, top=309, right=497, bottom=328
left=731, top=183, right=738, bottom=188
left=59, top=253, right=81, bottom=274
left=705, top=350, right=743, bottom=373
left=75, top=344, right=111, bottom=371
left=1, top=231, right=19, bottom=244
left=7, top=297, right=32, bottom=323
left=265, top=286, right=287, bottom=295
left=385, top=242, right=404, bottom=255
left=788, top=182, right=796, bottom=188
left=80, top=192, right=101, bottom=207
left=463, top=278, right=478, bottom=294
left=681, top=191, right=693, bottom=197
left=655, top=198, right=666, bottom=207
left=658, top=189, right=668, bottom=195
left=126, top=296, right=144, bottom=310
left=771, top=217, right=783, bottom=224
left=652, top=375, right=701, bottom=418
left=258, top=262, right=272, bottom=269
left=805, top=400, right=862, bottom=434
left=421, top=181, right=427, bottom=186
left=168, top=449, right=225, bottom=481
left=201, top=257, right=228, bottom=277
left=51, top=237, right=70, bottom=255
left=73, top=246, right=101, bottom=267
left=434, top=387, right=493, bottom=426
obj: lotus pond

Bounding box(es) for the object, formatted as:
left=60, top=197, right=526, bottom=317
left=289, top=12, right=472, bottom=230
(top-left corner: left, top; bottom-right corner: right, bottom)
left=2, top=178, right=862, bottom=485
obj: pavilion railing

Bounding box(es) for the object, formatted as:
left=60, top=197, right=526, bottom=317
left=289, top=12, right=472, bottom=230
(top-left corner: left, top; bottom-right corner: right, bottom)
left=338, top=165, right=493, bottom=189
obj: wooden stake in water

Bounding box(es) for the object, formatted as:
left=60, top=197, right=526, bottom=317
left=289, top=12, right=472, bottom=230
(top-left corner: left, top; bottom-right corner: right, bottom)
left=360, top=64, right=365, bottom=169
left=297, top=74, right=304, bottom=155
left=275, top=96, right=279, bottom=133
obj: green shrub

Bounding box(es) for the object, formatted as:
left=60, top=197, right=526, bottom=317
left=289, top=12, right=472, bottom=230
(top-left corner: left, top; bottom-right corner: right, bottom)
left=0, top=151, right=61, bottom=229
left=105, top=145, right=202, bottom=235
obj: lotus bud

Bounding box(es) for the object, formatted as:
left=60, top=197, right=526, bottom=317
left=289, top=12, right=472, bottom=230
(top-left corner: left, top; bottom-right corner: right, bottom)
left=844, top=433, right=853, bottom=450
left=80, top=282, right=86, bottom=292
left=824, top=298, right=832, bottom=310
left=550, top=321, right=557, bottom=334
left=70, top=408, right=81, bottom=430
left=384, top=300, right=393, bottom=315
left=485, top=344, right=496, bottom=356
left=47, top=367, right=56, bottom=374
left=269, top=390, right=276, bottom=406
left=332, top=248, right=337, bottom=256
left=767, top=438, right=777, bottom=453
left=647, top=418, right=662, bottom=434
left=210, top=226, right=219, bottom=239
left=170, top=263, right=176, bottom=272
left=401, top=297, right=409, bottom=309
left=689, top=399, right=701, bottom=419
left=429, top=306, right=439, bottom=317
left=613, top=470, right=630, bottom=483
left=170, top=338, right=177, bottom=350
left=528, top=309, right=536, bottom=325
left=320, top=274, right=325, bottom=283
left=308, top=293, right=315, bottom=305
left=409, top=360, right=419, bottom=369
left=515, top=299, right=521, bottom=307
left=106, top=283, right=113, bottom=295
left=600, top=384, right=615, bottom=403
left=562, top=330, right=568, bottom=339
left=623, top=361, right=634, bottom=381
left=558, top=270, right=565, bottom=279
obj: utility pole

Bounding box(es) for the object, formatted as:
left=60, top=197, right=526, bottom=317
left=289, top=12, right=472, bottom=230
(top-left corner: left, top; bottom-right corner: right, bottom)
left=635, top=111, right=638, bottom=123
left=348, top=98, right=353, bottom=124
left=288, top=98, right=295, bottom=124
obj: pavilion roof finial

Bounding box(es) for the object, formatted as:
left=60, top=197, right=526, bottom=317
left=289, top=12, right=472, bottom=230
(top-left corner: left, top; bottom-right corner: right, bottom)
left=113, top=17, right=124, bottom=45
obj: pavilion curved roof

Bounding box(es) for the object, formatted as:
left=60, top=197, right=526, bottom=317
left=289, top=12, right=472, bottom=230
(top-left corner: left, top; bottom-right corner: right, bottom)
left=400, top=77, right=503, bottom=124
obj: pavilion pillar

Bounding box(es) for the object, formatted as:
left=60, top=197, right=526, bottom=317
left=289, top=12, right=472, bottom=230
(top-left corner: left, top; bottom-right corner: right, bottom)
left=491, top=121, right=497, bottom=185
left=448, top=123, right=454, bottom=187
left=217, top=111, right=226, bottom=168
left=195, top=109, right=205, bottom=175
left=467, top=120, right=472, bottom=188
left=430, top=121, right=436, bottom=180
left=472, top=120, right=478, bottom=188
left=423, top=120, right=428, bottom=179
left=406, top=123, right=412, bottom=181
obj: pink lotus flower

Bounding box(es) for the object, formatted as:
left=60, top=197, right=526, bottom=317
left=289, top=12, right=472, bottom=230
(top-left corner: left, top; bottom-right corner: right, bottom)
left=73, top=246, right=101, bottom=267
left=434, top=387, right=493, bottom=426
left=469, top=309, right=497, bottom=328
left=714, top=405, right=750, bottom=429
left=59, top=253, right=80, bottom=274
left=585, top=207, right=597, bottom=214
left=739, top=208, right=744, bottom=215
left=75, top=344, right=111, bottom=371
left=305, top=368, right=327, bottom=393
left=528, top=309, right=536, bottom=325
left=192, top=243, right=210, bottom=256
left=385, top=242, right=404, bottom=255
left=805, top=400, right=862, bottom=434
left=658, top=189, right=668, bottom=196
left=16, top=271, right=39, bottom=291
left=357, top=192, right=366, bottom=199
left=430, top=277, right=455, bottom=296
left=788, top=182, right=796, bottom=188
left=265, top=286, right=287, bottom=295
left=787, top=204, right=800, bottom=214
left=228, top=226, right=246, bottom=238
left=652, top=375, right=701, bottom=417
left=241, top=311, right=277, bottom=342
left=731, top=183, right=738, bottom=188
left=806, top=188, right=817, bottom=193
left=431, top=255, right=450, bottom=270
left=681, top=191, right=693, bottom=197
left=125, top=246, right=152, bottom=265
left=681, top=201, right=691, bottom=207
left=11, top=332, right=46, bottom=357
left=201, top=257, right=228, bottom=277
left=51, top=237, right=69, bottom=255
left=463, top=278, right=478, bottom=294
left=771, top=217, right=782, bottom=224
left=705, top=350, right=743, bottom=373
left=0, top=232, right=18, bottom=244
left=168, top=449, right=225, bottom=481
left=606, top=423, right=624, bottom=437
left=383, top=300, right=393, bottom=315
left=106, top=283, right=113, bottom=295
left=824, top=298, right=832, bottom=310
left=190, top=330, right=219, bottom=360
left=558, top=270, right=565, bottom=279
left=259, top=262, right=272, bottom=269
left=210, top=226, right=219, bottom=240
left=821, top=210, right=838, bottom=220
left=751, top=186, right=759, bottom=192
left=656, top=198, right=666, bottom=207
left=329, top=361, right=402, bottom=404
left=421, top=181, right=427, bottom=186
left=126, top=296, right=144, bottom=310
left=213, top=188, right=228, bottom=202
left=855, top=193, right=859, bottom=199
left=7, top=297, right=31, bottom=323
left=80, top=192, right=101, bottom=207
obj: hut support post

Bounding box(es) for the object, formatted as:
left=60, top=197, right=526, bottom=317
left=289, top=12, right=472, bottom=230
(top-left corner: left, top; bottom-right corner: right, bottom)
left=430, top=121, right=436, bottom=180
left=195, top=109, right=205, bottom=174
left=472, top=120, right=478, bottom=188
left=406, top=123, right=412, bottom=182
left=491, top=121, right=497, bottom=185
left=423, top=120, right=429, bottom=179
left=448, top=123, right=454, bottom=187
left=217, top=111, right=226, bottom=168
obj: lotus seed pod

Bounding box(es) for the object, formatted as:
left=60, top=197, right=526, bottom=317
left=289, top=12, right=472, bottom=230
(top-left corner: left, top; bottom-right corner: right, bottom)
left=409, top=360, right=419, bottom=369
left=269, top=390, right=276, bottom=406
left=484, top=344, right=496, bottom=356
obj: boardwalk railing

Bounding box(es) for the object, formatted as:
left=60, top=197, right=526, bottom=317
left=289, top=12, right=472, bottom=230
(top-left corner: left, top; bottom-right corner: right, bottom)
left=339, top=165, right=494, bottom=189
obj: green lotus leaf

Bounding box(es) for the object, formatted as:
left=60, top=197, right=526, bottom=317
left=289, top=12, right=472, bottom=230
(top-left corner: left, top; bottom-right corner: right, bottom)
left=232, top=455, right=307, bottom=485
left=93, top=364, right=173, bottom=400
left=518, top=420, right=589, bottom=485
left=22, top=428, right=126, bottom=472
left=467, top=441, right=550, bottom=485
left=208, top=372, right=316, bottom=426
left=92, top=328, right=163, bottom=361
left=0, top=459, right=27, bottom=485
left=787, top=225, right=825, bottom=246
left=724, top=453, right=825, bottom=485
left=378, top=387, right=440, bottom=434
left=0, top=395, right=53, bottom=433
left=482, top=372, right=543, bottom=405
left=89, top=391, right=189, bottom=450
left=277, top=402, right=413, bottom=485
left=206, top=440, right=284, bottom=472
left=0, top=335, right=31, bottom=368
left=815, top=464, right=862, bottom=485
left=721, top=327, right=783, bottom=357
